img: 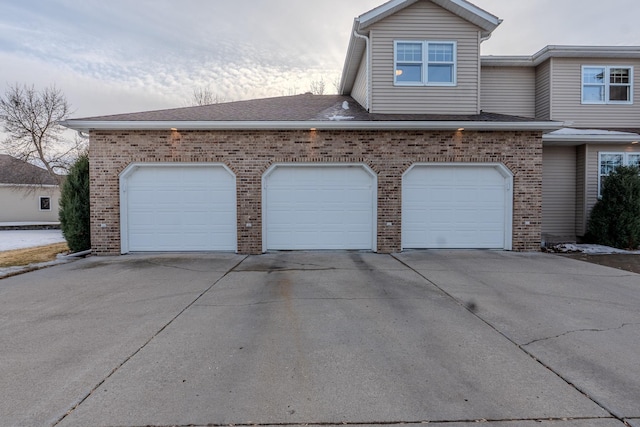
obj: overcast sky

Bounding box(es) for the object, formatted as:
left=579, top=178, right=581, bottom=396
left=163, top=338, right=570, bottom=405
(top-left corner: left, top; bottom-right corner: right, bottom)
left=1, top=0, right=639, bottom=119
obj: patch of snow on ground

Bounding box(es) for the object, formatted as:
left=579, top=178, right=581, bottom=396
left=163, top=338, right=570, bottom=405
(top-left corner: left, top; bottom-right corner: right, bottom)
left=0, top=230, right=66, bottom=251
left=553, top=243, right=640, bottom=254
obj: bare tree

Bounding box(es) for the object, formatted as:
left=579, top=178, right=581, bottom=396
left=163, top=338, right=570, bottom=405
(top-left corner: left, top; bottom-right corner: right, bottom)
left=187, top=86, right=226, bottom=106
left=0, top=83, right=81, bottom=182
left=309, top=77, right=326, bottom=95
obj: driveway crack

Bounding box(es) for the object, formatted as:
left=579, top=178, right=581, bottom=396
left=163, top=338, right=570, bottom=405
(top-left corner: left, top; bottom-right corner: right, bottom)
left=522, top=322, right=640, bottom=347
left=390, top=253, right=631, bottom=425
left=52, top=255, right=249, bottom=426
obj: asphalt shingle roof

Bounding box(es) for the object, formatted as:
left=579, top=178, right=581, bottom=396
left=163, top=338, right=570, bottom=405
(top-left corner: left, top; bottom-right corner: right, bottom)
left=0, top=155, right=58, bottom=186
left=73, top=94, right=538, bottom=123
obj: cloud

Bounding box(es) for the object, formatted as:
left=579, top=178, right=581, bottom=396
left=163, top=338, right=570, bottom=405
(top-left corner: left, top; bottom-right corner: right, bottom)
left=0, top=0, right=639, bottom=119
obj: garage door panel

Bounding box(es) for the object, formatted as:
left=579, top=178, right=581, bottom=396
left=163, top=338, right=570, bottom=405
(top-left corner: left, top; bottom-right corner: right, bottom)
left=123, top=165, right=236, bottom=252
left=265, top=166, right=375, bottom=251
left=403, top=165, right=511, bottom=250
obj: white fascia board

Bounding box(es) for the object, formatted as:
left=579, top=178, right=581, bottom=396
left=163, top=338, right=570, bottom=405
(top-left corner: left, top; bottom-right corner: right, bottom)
left=543, top=133, right=640, bottom=144
left=532, top=45, right=640, bottom=66
left=339, top=20, right=366, bottom=95
left=481, top=56, right=535, bottom=67
left=358, top=0, right=416, bottom=28
left=358, top=0, right=500, bottom=34
left=62, top=120, right=563, bottom=132
left=432, top=0, right=501, bottom=31
left=483, top=46, right=640, bottom=68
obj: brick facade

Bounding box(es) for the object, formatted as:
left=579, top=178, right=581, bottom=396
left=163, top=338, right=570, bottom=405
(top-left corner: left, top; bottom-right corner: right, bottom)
left=89, top=129, right=543, bottom=255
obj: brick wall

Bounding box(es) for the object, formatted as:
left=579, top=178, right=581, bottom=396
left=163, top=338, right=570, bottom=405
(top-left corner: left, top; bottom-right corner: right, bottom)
left=89, top=129, right=543, bottom=255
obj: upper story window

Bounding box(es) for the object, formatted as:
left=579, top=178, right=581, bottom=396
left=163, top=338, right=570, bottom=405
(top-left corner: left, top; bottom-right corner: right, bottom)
left=599, top=152, right=640, bottom=196
left=395, top=41, right=457, bottom=86
left=582, top=66, right=633, bottom=104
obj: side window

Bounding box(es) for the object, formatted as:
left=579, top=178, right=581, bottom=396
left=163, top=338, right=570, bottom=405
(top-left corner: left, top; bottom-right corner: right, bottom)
left=583, top=66, right=633, bottom=104
left=395, top=41, right=456, bottom=86
left=40, top=196, right=51, bottom=211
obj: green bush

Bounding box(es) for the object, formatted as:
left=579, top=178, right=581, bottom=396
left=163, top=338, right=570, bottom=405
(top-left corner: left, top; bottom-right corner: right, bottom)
left=587, top=165, right=640, bottom=249
left=59, top=154, right=91, bottom=253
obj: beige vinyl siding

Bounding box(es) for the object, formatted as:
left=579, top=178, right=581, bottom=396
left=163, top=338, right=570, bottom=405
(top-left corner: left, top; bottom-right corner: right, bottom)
left=575, top=145, right=587, bottom=236
left=0, top=185, right=60, bottom=222
left=542, top=146, right=576, bottom=238
left=351, top=53, right=369, bottom=110
left=583, top=144, right=640, bottom=234
left=480, top=66, right=535, bottom=117
left=368, top=1, right=481, bottom=114
left=551, top=58, right=640, bottom=127
left=535, top=60, right=551, bottom=120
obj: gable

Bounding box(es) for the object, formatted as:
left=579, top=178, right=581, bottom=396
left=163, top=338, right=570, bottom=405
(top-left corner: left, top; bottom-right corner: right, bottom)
left=340, top=0, right=500, bottom=107
left=358, top=0, right=500, bottom=36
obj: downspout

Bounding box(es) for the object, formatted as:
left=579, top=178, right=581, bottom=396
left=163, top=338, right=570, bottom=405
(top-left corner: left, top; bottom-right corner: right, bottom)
left=353, top=28, right=371, bottom=112
left=478, top=32, right=493, bottom=114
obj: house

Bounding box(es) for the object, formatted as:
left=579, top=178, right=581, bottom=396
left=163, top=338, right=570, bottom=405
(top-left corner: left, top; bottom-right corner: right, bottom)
left=61, top=0, right=640, bottom=255
left=0, top=154, right=61, bottom=224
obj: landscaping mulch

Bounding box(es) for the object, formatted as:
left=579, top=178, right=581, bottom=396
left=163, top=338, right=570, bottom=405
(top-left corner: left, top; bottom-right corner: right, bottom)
left=560, top=253, right=640, bottom=275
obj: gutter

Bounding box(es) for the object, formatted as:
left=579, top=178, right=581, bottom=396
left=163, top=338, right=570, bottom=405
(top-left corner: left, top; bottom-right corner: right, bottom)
left=61, top=120, right=564, bottom=132
left=543, top=134, right=640, bottom=144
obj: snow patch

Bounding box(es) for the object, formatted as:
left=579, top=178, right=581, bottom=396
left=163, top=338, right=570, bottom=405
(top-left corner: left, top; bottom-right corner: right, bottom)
left=551, top=243, right=640, bottom=254
left=550, top=128, right=640, bottom=137
left=0, top=230, right=66, bottom=251
left=328, top=114, right=355, bottom=121
left=342, top=101, right=350, bottom=110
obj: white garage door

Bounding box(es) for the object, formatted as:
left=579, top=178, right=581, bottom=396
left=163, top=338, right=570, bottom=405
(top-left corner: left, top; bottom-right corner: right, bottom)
left=402, top=164, right=512, bottom=250
left=264, top=165, right=376, bottom=250
left=120, top=165, right=236, bottom=253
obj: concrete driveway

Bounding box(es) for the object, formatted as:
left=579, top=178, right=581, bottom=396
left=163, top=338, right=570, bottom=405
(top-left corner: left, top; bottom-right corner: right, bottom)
left=0, top=251, right=638, bottom=427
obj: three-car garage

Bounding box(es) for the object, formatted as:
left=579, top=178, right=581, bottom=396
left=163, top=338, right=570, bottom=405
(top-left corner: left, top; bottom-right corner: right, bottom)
left=119, top=163, right=513, bottom=254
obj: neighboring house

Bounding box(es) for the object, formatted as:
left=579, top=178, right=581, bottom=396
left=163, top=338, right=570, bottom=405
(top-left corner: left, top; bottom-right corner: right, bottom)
left=61, top=0, right=640, bottom=255
left=0, top=155, right=61, bottom=224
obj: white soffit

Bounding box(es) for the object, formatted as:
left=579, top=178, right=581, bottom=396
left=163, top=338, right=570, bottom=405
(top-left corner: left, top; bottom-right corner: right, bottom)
left=61, top=120, right=563, bottom=132
left=543, top=128, right=640, bottom=146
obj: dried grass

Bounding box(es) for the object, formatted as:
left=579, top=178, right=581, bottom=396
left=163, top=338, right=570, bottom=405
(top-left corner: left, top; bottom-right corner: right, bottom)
left=0, top=242, right=69, bottom=268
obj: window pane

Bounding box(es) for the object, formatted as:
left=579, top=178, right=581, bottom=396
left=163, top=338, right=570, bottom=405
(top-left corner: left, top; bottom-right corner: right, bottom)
left=397, top=43, right=422, bottom=62
left=428, top=43, right=454, bottom=62
left=40, top=197, right=51, bottom=211
left=610, top=68, right=630, bottom=84
left=583, top=85, right=604, bottom=102
left=428, top=64, right=453, bottom=83
left=609, top=85, right=630, bottom=101
left=396, top=64, right=422, bottom=82
left=600, top=154, right=623, bottom=175
left=628, top=154, right=640, bottom=168
left=583, top=67, right=605, bottom=84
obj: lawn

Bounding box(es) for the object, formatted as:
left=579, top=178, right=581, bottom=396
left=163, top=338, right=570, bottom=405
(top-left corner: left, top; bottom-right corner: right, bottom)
left=0, top=243, right=69, bottom=268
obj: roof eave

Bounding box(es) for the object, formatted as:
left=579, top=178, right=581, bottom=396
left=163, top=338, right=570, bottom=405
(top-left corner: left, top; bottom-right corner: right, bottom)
left=61, top=120, right=563, bottom=132
left=339, top=20, right=366, bottom=95
left=543, top=133, right=640, bottom=146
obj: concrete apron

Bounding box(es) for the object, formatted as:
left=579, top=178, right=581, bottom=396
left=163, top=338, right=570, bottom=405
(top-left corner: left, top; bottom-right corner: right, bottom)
left=0, top=251, right=637, bottom=426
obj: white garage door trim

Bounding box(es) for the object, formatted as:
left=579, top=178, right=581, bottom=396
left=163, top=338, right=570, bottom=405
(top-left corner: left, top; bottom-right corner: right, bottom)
left=119, top=163, right=237, bottom=254
left=262, top=163, right=377, bottom=252
left=402, top=163, right=513, bottom=250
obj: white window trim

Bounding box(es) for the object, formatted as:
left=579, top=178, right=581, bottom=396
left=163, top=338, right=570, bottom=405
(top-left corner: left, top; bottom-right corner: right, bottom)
left=39, top=196, right=51, bottom=211
left=598, top=152, right=640, bottom=197
left=582, top=65, right=634, bottom=105
left=394, top=40, right=457, bottom=87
